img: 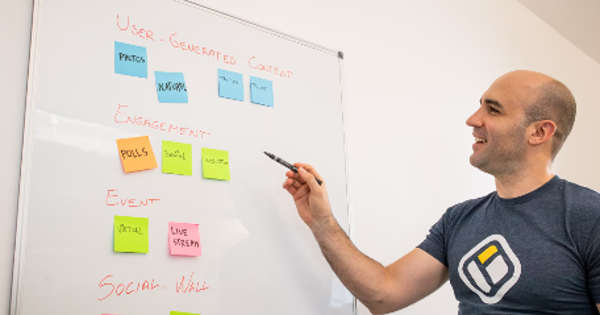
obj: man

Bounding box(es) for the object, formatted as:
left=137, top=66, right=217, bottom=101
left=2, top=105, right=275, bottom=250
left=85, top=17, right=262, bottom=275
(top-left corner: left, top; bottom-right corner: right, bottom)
left=283, top=70, right=600, bottom=314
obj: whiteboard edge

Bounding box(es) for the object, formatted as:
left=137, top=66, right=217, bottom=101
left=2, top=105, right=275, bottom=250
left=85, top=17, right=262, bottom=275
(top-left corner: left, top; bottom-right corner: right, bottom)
left=337, top=55, right=358, bottom=315
left=9, top=0, right=42, bottom=313
left=174, top=0, right=340, bottom=57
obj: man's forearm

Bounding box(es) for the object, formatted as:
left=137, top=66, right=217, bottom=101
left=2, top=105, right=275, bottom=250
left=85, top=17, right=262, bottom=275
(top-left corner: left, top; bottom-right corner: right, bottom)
left=310, top=217, right=391, bottom=309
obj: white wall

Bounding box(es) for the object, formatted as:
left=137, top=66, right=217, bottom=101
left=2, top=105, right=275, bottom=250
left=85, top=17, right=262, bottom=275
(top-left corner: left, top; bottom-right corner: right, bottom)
left=2, top=0, right=599, bottom=314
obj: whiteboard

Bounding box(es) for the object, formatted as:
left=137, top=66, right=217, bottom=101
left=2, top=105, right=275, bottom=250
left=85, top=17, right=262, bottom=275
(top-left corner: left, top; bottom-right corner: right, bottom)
left=11, top=0, right=353, bottom=314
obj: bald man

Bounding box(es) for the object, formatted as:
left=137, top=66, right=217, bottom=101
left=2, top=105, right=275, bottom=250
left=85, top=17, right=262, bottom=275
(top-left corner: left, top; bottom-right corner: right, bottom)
left=283, top=71, right=600, bottom=314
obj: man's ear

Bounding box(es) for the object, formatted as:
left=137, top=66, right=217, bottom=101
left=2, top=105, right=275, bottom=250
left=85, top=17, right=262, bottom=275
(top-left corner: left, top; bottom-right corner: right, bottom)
left=528, top=120, right=556, bottom=145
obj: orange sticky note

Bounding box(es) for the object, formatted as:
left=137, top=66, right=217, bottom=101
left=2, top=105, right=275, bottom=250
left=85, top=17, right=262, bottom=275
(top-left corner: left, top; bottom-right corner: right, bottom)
left=116, top=136, right=158, bottom=173
left=169, top=222, right=201, bottom=257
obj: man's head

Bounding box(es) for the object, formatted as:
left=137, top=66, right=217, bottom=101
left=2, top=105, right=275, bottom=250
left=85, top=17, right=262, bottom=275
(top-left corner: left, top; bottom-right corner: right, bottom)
left=466, top=70, right=576, bottom=176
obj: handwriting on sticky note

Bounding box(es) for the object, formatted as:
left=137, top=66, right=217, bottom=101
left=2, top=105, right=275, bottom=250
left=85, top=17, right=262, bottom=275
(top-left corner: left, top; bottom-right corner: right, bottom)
left=114, top=215, right=149, bottom=253
left=155, top=71, right=188, bottom=103
left=218, top=69, right=244, bottom=101
left=201, top=148, right=230, bottom=181
left=116, top=136, right=158, bottom=173
left=169, top=222, right=201, bottom=256
left=170, top=312, right=199, bottom=315
left=162, top=140, right=192, bottom=176
left=114, top=41, right=148, bottom=78
left=250, top=76, right=274, bottom=107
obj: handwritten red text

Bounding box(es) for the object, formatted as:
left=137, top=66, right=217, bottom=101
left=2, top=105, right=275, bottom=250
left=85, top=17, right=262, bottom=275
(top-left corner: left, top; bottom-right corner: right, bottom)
left=98, top=275, right=159, bottom=301
left=114, top=104, right=211, bottom=139
left=176, top=272, right=210, bottom=293
left=249, top=56, right=293, bottom=78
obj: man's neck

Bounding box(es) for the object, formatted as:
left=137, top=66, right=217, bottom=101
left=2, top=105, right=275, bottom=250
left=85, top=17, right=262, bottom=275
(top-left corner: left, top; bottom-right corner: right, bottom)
left=494, top=163, right=555, bottom=199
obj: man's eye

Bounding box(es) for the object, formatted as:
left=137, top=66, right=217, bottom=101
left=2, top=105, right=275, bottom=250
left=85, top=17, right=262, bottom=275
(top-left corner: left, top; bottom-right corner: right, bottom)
left=489, top=107, right=499, bottom=113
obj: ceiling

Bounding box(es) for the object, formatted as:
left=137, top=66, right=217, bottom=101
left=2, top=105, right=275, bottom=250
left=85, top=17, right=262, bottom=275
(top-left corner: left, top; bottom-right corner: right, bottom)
left=517, top=0, right=600, bottom=65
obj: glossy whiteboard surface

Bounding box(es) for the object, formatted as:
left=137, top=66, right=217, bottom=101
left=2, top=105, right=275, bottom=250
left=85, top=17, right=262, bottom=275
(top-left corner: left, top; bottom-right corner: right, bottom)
left=12, top=0, right=352, bottom=314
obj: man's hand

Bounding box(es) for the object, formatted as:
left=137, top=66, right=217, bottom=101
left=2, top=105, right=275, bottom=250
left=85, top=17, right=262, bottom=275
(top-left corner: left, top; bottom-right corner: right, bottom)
left=282, top=163, right=333, bottom=230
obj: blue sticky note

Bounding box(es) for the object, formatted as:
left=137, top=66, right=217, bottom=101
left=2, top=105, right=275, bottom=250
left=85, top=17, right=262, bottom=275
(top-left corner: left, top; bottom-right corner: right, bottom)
left=218, top=69, right=244, bottom=101
left=250, top=76, right=274, bottom=107
left=155, top=72, right=188, bottom=103
left=114, top=41, right=148, bottom=78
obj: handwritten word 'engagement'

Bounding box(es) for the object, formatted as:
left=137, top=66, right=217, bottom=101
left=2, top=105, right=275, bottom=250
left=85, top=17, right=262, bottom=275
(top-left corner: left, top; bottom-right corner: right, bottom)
left=114, top=105, right=211, bottom=139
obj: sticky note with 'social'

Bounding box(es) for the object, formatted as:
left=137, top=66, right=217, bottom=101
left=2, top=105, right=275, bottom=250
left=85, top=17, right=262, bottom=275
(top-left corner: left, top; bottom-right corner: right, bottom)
left=169, top=222, right=201, bottom=256
left=116, top=136, right=158, bottom=173
left=201, top=148, right=230, bottom=181
left=162, top=140, right=192, bottom=176
left=114, top=215, right=149, bottom=253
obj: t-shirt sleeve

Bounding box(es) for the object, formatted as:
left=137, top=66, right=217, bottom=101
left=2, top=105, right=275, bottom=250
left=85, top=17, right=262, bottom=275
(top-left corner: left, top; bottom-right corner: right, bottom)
left=417, top=209, right=452, bottom=267
left=585, top=217, right=600, bottom=303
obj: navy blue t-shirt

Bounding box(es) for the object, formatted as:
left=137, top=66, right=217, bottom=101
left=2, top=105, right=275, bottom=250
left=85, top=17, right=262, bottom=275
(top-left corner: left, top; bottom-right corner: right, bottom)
left=419, top=176, right=600, bottom=314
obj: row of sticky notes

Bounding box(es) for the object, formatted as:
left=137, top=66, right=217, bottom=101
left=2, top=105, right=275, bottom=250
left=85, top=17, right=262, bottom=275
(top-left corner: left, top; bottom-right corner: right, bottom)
left=115, top=41, right=274, bottom=107
left=116, top=136, right=230, bottom=180
left=114, top=216, right=201, bottom=257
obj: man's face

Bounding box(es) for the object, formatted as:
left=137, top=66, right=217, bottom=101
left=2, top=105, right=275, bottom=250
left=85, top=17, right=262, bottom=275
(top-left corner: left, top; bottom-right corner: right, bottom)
left=466, top=76, right=532, bottom=176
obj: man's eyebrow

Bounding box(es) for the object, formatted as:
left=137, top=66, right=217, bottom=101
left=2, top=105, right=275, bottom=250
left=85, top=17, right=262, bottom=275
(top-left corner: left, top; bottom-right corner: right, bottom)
left=479, top=98, right=504, bottom=109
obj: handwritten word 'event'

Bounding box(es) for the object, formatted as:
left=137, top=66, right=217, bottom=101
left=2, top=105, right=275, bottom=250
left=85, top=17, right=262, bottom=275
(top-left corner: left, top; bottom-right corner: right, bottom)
left=114, top=105, right=211, bottom=139
left=98, top=273, right=209, bottom=301
left=116, top=15, right=294, bottom=77
left=106, top=189, right=160, bottom=207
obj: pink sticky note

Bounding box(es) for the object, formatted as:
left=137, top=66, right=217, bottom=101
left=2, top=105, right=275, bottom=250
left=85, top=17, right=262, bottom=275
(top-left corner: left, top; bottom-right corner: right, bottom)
left=168, top=222, right=201, bottom=256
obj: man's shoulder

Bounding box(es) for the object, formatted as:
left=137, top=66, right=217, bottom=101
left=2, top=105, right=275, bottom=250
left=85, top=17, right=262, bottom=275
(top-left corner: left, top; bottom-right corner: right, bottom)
left=443, top=192, right=496, bottom=220
left=561, top=178, right=600, bottom=217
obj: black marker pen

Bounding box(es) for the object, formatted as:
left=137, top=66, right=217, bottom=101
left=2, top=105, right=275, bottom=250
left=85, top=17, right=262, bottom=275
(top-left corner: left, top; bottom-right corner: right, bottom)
left=264, top=151, right=323, bottom=186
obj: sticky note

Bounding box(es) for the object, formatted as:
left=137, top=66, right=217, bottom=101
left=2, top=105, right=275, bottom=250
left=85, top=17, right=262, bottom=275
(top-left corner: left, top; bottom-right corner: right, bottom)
left=114, top=41, right=148, bottom=78
left=250, top=76, right=274, bottom=107
left=169, top=222, right=201, bottom=256
left=201, top=148, right=230, bottom=181
left=218, top=69, right=244, bottom=101
left=170, top=312, right=199, bottom=315
left=162, top=140, right=192, bottom=176
left=155, top=71, right=188, bottom=103
left=114, top=215, right=149, bottom=253
left=116, top=136, right=158, bottom=173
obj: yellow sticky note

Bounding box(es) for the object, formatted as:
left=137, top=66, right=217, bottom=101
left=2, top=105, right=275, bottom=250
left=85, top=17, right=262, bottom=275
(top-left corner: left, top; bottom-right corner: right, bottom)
left=116, top=136, right=158, bottom=173
left=162, top=140, right=192, bottom=176
left=114, top=215, right=149, bottom=253
left=201, top=148, right=230, bottom=181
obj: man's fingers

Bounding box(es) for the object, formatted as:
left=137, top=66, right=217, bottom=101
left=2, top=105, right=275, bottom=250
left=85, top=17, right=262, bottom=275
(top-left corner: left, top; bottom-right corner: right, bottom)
left=298, top=167, right=321, bottom=192
left=294, top=163, right=323, bottom=183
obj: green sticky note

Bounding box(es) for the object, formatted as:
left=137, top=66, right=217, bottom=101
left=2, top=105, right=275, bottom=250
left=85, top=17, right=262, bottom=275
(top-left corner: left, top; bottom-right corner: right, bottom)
left=201, top=148, right=230, bottom=181
left=170, top=312, right=199, bottom=315
left=162, top=140, right=192, bottom=176
left=114, top=215, right=149, bottom=253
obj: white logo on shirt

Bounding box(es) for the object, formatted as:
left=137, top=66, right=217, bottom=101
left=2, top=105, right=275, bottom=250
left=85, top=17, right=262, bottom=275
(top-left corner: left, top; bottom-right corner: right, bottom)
left=458, top=234, right=521, bottom=304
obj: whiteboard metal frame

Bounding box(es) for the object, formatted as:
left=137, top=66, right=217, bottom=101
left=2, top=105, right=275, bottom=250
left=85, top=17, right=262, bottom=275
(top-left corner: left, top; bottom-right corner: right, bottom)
left=10, top=0, right=355, bottom=314
left=10, top=0, right=44, bottom=313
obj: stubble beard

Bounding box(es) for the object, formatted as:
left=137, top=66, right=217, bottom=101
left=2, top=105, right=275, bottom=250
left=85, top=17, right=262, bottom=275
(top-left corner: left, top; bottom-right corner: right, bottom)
left=470, top=128, right=528, bottom=177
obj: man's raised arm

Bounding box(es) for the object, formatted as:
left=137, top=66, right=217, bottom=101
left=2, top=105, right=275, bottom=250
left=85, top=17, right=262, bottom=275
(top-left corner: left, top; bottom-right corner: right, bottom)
left=283, top=163, right=449, bottom=314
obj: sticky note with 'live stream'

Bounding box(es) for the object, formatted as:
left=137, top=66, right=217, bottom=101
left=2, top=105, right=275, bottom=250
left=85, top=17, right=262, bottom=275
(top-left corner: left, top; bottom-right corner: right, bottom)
left=155, top=71, right=188, bottom=103
left=218, top=69, right=244, bottom=101
left=116, top=136, right=158, bottom=173
left=250, top=76, right=274, bottom=107
left=162, top=140, right=192, bottom=176
left=114, top=41, right=148, bottom=78
left=169, top=222, right=201, bottom=256
left=201, top=148, right=230, bottom=181
left=114, top=215, right=149, bottom=253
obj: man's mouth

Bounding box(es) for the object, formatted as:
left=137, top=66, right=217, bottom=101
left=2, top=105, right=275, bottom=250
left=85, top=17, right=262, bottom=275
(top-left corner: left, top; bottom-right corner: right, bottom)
left=474, top=137, right=487, bottom=143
